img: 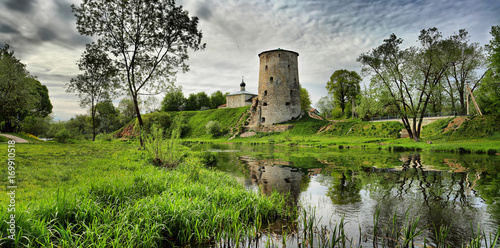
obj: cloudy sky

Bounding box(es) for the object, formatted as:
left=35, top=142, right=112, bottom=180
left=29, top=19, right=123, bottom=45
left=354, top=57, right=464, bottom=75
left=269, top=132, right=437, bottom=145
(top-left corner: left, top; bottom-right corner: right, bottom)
left=1, top=0, right=499, bottom=120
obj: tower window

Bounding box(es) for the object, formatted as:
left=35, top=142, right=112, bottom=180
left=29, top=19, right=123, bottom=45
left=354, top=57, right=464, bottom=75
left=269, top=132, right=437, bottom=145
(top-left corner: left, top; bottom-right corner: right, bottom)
left=294, top=78, right=296, bottom=82
left=288, top=65, right=290, bottom=69
left=278, top=54, right=281, bottom=57
left=265, top=65, right=268, bottom=70
left=270, top=77, right=273, bottom=82
left=286, top=102, right=290, bottom=106
left=263, top=102, right=268, bottom=106
left=261, top=117, right=266, bottom=123
left=290, top=90, right=293, bottom=96
left=264, top=90, right=267, bottom=96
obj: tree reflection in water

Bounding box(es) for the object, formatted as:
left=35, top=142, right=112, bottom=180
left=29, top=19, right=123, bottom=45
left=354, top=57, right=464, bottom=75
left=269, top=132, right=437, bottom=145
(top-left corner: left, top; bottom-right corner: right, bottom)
left=208, top=143, right=500, bottom=247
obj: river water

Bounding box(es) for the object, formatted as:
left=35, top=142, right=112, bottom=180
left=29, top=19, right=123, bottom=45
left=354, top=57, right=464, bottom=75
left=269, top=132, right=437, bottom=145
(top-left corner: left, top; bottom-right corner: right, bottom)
left=195, top=143, right=500, bottom=247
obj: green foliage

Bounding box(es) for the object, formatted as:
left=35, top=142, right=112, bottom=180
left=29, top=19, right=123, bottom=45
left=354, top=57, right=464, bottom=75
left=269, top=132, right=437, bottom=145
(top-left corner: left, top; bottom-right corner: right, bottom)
left=161, top=86, right=186, bottom=111
left=476, top=70, right=500, bottom=114
left=143, top=124, right=187, bottom=167
left=95, top=100, right=121, bottom=134
left=54, top=129, right=71, bottom=143
left=331, top=107, right=344, bottom=119
left=209, top=90, right=227, bottom=109
left=0, top=142, right=292, bottom=247
left=134, top=111, right=172, bottom=135
left=324, top=121, right=404, bottom=138
left=168, top=106, right=249, bottom=138
left=205, top=120, right=224, bottom=137
left=0, top=44, right=52, bottom=132
left=72, top=0, right=205, bottom=133
left=316, top=96, right=335, bottom=118
left=299, top=86, right=312, bottom=111
left=20, top=115, right=53, bottom=137
left=326, top=69, right=361, bottom=115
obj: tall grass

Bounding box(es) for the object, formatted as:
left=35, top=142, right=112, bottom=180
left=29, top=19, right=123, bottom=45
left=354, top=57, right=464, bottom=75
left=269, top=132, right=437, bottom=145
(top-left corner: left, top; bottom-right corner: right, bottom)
left=143, top=124, right=187, bottom=167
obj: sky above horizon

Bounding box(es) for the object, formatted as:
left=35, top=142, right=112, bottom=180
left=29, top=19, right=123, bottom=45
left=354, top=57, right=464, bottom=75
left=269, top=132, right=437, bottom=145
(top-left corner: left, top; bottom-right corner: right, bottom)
left=1, top=0, right=499, bottom=120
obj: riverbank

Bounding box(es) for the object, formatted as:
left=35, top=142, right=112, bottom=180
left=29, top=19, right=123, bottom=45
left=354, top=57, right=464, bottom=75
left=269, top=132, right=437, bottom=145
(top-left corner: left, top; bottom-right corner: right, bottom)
left=184, top=114, right=500, bottom=155
left=0, top=141, right=295, bottom=247
left=112, top=107, right=500, bottom=154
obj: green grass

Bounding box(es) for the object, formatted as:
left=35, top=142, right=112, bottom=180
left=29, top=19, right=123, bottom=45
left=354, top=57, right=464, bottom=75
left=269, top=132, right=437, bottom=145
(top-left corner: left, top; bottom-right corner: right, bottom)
left=116, top=107, right=500, bottom=154
left=0, top=141, right=295, bottom=247
left=169, top=106, right=250, bottom=138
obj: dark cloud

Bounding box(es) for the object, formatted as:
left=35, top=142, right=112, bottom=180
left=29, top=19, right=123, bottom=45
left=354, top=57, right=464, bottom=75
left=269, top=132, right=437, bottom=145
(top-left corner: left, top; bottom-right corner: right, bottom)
left=38, top=27, right=58, bottom=41
left=4, top=0, right=35, bottom=13
left=196, top=4, right=212, bottom=20
left=56, top=0, right=76, bottom=20
left=0, top=23, right=17, bottom=34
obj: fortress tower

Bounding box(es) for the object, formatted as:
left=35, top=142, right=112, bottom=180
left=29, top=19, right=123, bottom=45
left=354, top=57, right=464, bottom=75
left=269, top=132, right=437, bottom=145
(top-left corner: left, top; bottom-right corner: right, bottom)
left=249, top=49, right=302, bottom=126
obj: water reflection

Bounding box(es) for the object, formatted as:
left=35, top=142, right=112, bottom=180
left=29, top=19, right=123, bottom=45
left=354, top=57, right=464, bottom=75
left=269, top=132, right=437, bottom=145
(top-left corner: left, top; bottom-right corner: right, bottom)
left=206, top=144, right=500, bottom=247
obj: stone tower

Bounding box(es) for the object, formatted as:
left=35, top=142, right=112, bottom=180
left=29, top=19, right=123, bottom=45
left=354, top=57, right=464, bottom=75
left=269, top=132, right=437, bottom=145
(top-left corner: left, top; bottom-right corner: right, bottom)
left=249, top=49, right=302, bottom=126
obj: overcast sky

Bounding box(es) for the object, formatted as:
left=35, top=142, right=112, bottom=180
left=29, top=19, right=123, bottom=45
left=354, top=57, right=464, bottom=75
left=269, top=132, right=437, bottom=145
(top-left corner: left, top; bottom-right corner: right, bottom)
left=1, top=0, right=499, bottom=120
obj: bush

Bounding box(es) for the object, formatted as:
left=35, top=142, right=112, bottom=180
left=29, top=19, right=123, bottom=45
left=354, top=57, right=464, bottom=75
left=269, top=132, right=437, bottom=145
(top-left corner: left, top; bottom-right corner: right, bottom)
left=54, top=129, right=70, bottom=143
left=134, top=112, right=171, bottom=135
left=95, top=133, right=113, bottom=141
left=143, top=124, right=187, bottom=167
left=331, top=107, right=343, bottom=119
left=205, top=120, right=223, bottom=137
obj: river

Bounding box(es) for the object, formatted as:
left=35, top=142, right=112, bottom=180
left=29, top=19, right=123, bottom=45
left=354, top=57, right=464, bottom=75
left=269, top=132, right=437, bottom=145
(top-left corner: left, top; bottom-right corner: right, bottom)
left=195, top=143, right=500, bottom=247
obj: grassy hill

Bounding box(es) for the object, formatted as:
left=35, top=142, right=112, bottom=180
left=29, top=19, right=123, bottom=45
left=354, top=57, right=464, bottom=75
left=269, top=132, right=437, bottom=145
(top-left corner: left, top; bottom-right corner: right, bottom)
left=114, top=108, right=499, bottom=153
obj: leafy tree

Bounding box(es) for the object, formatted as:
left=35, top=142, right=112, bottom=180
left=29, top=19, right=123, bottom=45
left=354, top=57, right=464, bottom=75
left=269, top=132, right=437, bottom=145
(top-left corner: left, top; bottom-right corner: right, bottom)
left=299, top=86, right=312, bottom=111
left=96, top=100, right=120, bottom=134
left=65, top=114, right=93, bottom=139
left=442, top=29, right=487, bottom=114
left=118, top=97, right=138, bottom=125
left=326, top=69, right=361, bottom=115
left=66, top=43, right=118, bottom=141
left=477, top=25, right=500, bottom=114
left=209, top=90, right=227, bottom=109
left=185, top=93, right=198, bottom=111
left=196, top=92, right=211, bottom=110
left=31, top=79, right=53, bottom=118
left=316, top=96, right=335, bottom=118
left=0, top=43, right=52, bottom=132
left=356, top=86, right=384, bottom=120
left=72, top=0, right=205, bottom=146
left=357, top=28, right=453, bottom=142
left=162, top=86, right=186, bottom=111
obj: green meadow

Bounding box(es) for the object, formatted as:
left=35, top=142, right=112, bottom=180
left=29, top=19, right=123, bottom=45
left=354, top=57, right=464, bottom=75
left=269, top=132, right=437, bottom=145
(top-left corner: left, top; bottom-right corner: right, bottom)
left=0, top=141, right=294, bottom=247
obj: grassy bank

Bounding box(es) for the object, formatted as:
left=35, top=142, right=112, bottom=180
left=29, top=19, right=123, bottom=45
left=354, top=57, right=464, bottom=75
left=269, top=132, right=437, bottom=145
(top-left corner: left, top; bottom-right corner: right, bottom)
left=166, top=108, right=500, bottom=154
left=0, top=141, right=295, bottom=247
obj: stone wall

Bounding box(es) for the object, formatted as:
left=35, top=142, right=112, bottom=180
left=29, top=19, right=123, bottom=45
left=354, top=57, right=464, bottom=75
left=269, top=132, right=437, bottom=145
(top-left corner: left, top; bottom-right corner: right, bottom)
left=244, top=124, right=294, bottom=133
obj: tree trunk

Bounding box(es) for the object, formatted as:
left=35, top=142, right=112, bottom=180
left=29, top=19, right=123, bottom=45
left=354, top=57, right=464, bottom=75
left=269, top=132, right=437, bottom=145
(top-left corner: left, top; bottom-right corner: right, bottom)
left=92, top=108, right=96, bottom=141
left=133, top=95, right=144, bottom=147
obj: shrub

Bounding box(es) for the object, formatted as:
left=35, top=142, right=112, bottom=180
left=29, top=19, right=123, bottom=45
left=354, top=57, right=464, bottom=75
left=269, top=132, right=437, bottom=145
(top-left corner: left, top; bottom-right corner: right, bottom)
left=134, top=112, right=171, bottom=135
left=95, top=133, right=113, bottom=141
left=331, top=107, right=343, bottom=119
left=205, top=120, right=223, bottom=137
left=143, top=124, right=187, bottom=167
left=54, top=129, right=70, bottom=143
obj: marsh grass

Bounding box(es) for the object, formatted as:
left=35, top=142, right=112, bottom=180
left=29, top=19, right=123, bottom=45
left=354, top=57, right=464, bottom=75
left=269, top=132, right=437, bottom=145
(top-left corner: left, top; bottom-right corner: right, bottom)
left=143, top=124, right=188, bottom=167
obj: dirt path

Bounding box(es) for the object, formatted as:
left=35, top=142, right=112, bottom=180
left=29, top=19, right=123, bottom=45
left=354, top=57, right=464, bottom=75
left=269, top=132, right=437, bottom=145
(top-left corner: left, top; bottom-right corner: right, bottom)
left=0, top=134, right=29, bottom=143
